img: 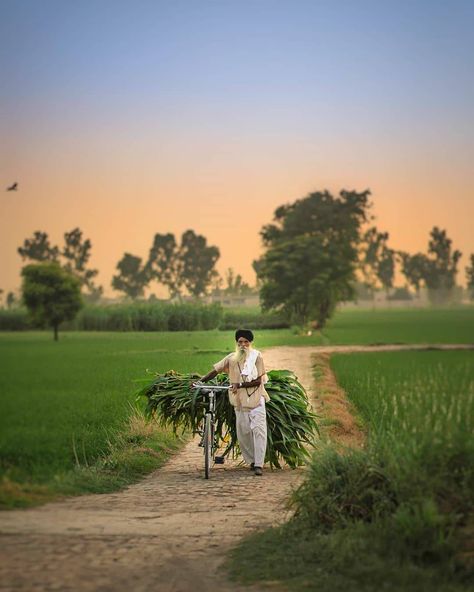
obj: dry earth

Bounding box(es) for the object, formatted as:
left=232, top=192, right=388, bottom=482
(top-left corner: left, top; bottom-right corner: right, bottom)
left=0, top=344, right=471, bottom=592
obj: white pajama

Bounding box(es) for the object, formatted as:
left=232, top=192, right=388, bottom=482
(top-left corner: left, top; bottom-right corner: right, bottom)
left=235, top=397, right=267, bottom=467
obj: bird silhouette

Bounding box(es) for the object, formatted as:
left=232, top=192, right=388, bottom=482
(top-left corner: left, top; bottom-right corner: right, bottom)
left=7, top=182, right=18, bottom=191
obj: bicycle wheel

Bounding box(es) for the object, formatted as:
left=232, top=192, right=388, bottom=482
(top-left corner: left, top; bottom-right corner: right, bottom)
left=204, top=413, right=212, bottom=479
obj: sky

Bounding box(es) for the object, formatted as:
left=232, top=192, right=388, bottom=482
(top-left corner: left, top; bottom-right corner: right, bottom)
left=1, top=0, right=473, bottom=297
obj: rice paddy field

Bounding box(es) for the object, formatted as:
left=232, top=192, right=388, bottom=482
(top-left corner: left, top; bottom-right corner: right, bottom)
left=229, top=350, right=474, bottom=591
left=0, top=306, right=473, bottom=510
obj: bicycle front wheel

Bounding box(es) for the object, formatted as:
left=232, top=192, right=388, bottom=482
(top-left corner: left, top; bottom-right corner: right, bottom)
left=204, top=413, right=212, bottom=479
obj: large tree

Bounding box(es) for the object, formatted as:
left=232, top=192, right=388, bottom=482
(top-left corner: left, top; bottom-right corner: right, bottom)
left=111, top=253, right=149, bottom=299
left=255, top=189, right=371, bottom=328
left=21, top=262, right=83, bottom=340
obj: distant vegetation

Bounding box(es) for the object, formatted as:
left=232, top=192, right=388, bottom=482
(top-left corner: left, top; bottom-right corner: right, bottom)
left=0, top=302, right=289, bottom=332
left=4, top=189, right=473, bottom=333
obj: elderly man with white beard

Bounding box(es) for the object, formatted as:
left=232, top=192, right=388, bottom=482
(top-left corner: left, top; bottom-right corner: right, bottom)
left=199, top=329, right=269, bottom=476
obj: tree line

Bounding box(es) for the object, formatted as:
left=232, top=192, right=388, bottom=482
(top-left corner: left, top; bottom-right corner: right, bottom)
left=4, top=189, right=474, bottom=339
left=12, top=228, right=252, bottom=301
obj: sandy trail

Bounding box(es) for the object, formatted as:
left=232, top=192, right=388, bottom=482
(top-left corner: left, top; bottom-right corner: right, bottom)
left=0, top=344, right=471, bottom=592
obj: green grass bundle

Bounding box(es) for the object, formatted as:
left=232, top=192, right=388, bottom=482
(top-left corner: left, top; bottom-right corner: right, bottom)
left=135, top=369, right=319, bottom=468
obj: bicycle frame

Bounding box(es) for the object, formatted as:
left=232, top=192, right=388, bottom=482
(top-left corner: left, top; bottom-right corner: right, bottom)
left=193, top=384, right=229, bottom=479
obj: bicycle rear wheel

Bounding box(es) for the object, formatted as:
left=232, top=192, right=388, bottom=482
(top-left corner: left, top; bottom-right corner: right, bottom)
left=204, top=413, right=212, bottom=479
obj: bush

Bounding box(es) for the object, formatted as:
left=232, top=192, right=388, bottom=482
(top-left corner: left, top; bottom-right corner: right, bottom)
left=0, top=309, right=31, bottom=330
left=291, top=446, right=398, bottom=530
left=220, top=308, right=289, bottom=330
left=1, top=302, right=291, bottom=332
left=69, top=302, right=223, bottom=332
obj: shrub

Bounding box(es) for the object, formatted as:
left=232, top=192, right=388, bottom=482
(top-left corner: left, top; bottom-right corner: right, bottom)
left=0, top=309, right=31, bottom=330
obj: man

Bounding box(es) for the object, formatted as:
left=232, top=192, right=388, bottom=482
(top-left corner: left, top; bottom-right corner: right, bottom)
left=200, top=329, right=269, bottom=476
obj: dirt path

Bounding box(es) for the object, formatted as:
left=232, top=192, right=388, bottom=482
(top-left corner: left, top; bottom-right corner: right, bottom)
left=0, top=348, right=316, bottom=592
left=0, top=344, right=471, bottom=592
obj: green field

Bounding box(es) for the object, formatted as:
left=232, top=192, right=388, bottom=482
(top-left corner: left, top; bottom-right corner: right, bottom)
left=1, top=306, right=473, bottom=508
left=321, top=306, right=474, bottom=344
left=229, top=350, right=474, bottom=591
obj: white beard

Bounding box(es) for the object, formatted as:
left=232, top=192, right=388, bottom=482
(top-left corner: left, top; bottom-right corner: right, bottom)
left=234, top=346, right=248, bottom=364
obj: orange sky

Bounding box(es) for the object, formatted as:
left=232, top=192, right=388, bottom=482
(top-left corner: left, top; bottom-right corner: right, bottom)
left=2, top=138, right=473, bottom=297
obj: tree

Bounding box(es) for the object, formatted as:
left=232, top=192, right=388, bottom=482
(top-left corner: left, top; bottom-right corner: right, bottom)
left=62, top=228, right=102, bottom=300
left=18, top=231, right=59, bottom=262
left=423, top=227, right=462, bottom=304
left=399, top=252, right=428, bottom=296
left=361, top=227, right=395, bottom=293
left=6, top=292, right=17, bottom=309
left=146, top=231, right=220, bottom=299
left=223, top=268, right=254, bottom=296
left=465, top=254, right=474, bottom=300
left=18, top=228, right=103, bottom=301
left=145, top=233, right=183, bottom=298
left=111, top=253, right=149, bottom=299
left=21, top=263, right=83, bottom=341
left=180, top=230, right=220, bottom=297
left=256, top=189, right=371, bottom=327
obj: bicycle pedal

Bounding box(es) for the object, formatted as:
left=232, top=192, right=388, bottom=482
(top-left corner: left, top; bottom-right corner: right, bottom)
left=214, top=456, right=225, bottom=464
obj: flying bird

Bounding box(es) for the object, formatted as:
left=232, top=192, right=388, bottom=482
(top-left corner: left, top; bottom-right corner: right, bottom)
left=7, top=182, right=18, bottom=191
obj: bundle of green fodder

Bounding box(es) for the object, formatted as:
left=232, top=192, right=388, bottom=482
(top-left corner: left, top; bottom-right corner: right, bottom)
left=135, top=369, right=319, bottom=468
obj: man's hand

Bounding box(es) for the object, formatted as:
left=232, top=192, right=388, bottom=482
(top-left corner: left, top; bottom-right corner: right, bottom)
left=231, top=383, right=239, bottom=394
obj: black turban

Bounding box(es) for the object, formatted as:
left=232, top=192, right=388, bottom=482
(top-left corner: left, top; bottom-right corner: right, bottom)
left=235, top=329, right=254, bottom=342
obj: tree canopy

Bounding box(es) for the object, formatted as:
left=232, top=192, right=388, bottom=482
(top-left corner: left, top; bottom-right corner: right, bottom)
left=21, top=262, right=83, bottom=340
left=111, top=253, right=149, bottom=299
left=18, top=228, right=102, bottom=302
left=255, top=189, right=371, bottom=327
left=114, top=230, right=220, bottom=299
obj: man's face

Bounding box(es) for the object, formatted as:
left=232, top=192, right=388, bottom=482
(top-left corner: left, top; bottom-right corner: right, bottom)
left=237, top=337, right=251, bottom=353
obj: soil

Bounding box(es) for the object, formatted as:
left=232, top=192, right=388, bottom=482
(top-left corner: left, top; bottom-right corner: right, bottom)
left=0, top=344, right=471, bottom=592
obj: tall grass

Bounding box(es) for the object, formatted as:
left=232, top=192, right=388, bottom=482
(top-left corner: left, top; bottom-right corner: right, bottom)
left=228, top=351, right=474, bottom=591
left=2, top=305, right=473, bottom=345
left=331, top=352, right=473, bottom=476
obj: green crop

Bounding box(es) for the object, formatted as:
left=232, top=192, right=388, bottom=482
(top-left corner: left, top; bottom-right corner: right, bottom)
left=135, top=369, right=319, bottom=468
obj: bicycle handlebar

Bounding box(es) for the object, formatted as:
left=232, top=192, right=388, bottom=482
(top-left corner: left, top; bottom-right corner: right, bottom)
left=192, top=383, right=230, bottom=391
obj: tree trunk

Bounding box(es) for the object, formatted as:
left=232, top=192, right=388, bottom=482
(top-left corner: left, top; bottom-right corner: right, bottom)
left=53, top=323, right=58, bottom=341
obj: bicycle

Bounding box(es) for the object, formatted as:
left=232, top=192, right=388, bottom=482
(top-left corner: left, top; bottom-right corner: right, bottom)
left=192, top=383, right=230, bottom=479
